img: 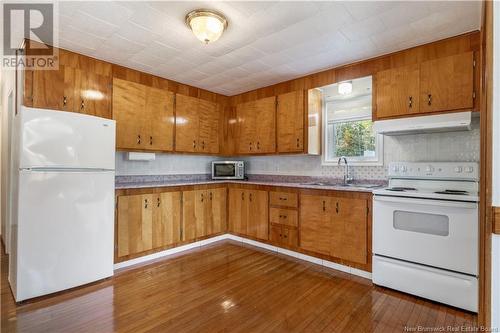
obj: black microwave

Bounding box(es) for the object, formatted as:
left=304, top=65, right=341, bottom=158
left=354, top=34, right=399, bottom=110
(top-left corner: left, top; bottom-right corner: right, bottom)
left=211, top=161, right=245, bottom=180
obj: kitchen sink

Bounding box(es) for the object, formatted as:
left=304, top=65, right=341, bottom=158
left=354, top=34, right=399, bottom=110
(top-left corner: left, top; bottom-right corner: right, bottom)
left=300, top=182, right=382, bottom=188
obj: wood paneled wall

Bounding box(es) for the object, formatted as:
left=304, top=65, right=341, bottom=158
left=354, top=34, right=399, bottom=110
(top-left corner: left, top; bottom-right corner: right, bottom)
left=229, top=32, right=481, bottom=108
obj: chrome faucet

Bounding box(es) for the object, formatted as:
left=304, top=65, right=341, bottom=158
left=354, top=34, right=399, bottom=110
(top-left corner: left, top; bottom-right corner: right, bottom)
left=338, top=156, right=353, bottom=185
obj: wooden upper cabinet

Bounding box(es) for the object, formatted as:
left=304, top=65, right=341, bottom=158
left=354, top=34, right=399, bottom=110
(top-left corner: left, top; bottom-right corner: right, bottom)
left=376, top=64, right=420, bottom=119
left=78, top=71, right=112, bottom=119
left=198, top=99, right=220, bottom=154
left=175, top=94, right=200, bottom=153
left=236, top=96, right=276, bottom=154
left=299, top=194, right=333, bottom=256
left=175, top=94, right=220, bottom=154
left=420, top=51, right=474, bottom=113
left=112, top=78, right=147, bottom=150
left=117, top=194, right=153, bottom=257
left=146, top=87, right=174, bottom=151
left=113, top=78, right=174, bottom=152
left=236, top=100, right=257, bottom=154
left=152, top=191, right=181, bottom=249
left=277, top=91, right=304, bottom=153
left=32, top=66, right=75, bottom=112
left=254, top=96, right=276, bottom=153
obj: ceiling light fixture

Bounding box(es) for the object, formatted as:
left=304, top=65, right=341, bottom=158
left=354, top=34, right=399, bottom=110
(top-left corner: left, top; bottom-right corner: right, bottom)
left=338, top=81, right=353, bottom=95
left=185, top=9, right=228, bottom=44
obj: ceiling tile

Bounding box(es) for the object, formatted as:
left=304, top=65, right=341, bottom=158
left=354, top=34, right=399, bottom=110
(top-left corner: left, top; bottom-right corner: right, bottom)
left=53, top=0, right=481, bottom=96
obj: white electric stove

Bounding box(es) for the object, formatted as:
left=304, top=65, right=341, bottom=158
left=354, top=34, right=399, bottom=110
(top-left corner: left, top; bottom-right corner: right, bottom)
left=372, top=162, right=479, bottom=312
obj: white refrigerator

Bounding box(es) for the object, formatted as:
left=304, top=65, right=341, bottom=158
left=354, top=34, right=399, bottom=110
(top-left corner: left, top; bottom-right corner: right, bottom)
left=9, top=106, right=116, bottom=302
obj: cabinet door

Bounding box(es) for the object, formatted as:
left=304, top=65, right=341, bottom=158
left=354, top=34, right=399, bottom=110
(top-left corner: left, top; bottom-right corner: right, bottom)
left=32, top=66, right=73, bottom=111
left=300, top=194, right=333, bottom=255
left=112, top=78, right=147, bottom=150
left=78, top=70, right=112, bottom=119
left=117, top=194, right=153, bottom=257
left=277, top=91, right=304, bottom=152
left=228, top=188, right=247, bottom=234
left=331, top=198, right=368, bottom=264
left=282, top=226, right=298, bottom=248
left=420, top=52, right=474, bottom=113
left=206, top=188, right=226, bottom=235
left=270, top=224, right=282, bottom=244
left=247, top=190, right=269, bottom=240
left=376, top=64, right=420, bottom=118
left=153, top=192, right=181, bottom=248
left=147, top=88, right=174, bottom=151
left=236, top=101, right=257, bottom=154
left=198, top=99, right=220, bottom=154
left=175, top=94, right=200, bottom=153
left=182, top=190, right=205, bottom=241
left=255, top=96, right=277, bottom=153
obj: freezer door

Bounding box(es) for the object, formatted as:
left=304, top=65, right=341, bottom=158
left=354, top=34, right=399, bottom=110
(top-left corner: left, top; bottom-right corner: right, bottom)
left=19, top=107, right=115, bottom=169
left=15, top=170, right=114, bottom=301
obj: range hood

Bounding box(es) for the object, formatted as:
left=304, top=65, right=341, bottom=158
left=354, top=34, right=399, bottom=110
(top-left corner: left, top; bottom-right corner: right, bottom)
left=373, top=111, right=472, bottom=136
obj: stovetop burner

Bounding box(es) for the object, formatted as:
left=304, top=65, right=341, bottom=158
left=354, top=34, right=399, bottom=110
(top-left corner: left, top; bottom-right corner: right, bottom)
left=434, top=189, right=469, bottom=195
left=387, top=187, right=417, bottom=192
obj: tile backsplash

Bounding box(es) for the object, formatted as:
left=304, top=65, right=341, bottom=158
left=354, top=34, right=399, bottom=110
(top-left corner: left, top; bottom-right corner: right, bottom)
left=116, top=117, right=480, bottom=180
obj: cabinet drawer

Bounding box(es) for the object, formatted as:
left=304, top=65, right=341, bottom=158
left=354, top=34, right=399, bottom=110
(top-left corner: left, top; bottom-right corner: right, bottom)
left=269, top=207, right=298, bottom=227
left=270, top=192, right=298, bottom=208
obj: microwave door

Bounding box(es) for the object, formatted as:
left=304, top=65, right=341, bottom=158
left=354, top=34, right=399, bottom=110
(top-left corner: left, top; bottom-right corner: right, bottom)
left=214, top=164, right=236, bottom=178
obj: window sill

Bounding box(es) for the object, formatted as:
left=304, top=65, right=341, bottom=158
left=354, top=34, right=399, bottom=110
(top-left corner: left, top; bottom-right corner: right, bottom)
left=322, top=160, right=384, bottom=167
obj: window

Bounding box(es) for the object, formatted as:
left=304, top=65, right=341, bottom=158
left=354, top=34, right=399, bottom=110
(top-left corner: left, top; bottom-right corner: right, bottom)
left=322, top=76, right=383, bottom=165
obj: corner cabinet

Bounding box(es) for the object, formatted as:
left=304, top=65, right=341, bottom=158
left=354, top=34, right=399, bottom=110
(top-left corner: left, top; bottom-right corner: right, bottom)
left=228, top=187, right=268, bottom=240
left=112, top=78, right=174, bottom=151
left=376, top=51, right=475, bottom=119
left=236, top=96, right=276, bottom=154
left=175, top=94, right=220, bottom=154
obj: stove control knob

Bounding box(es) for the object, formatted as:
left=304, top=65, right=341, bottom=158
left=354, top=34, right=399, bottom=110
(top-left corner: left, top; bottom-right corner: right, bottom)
left=392, top=165, right=399, bottom=172
left=400, top=166, right=407, bottom=172
left=426, top=165, right=434, bottom=173
left=465, top=166, right=474, bottom=173
left=454, top=166, right=463, bottom=173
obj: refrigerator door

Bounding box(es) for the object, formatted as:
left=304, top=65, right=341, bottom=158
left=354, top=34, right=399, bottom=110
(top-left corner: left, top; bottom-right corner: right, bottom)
left=15, top=170, right=114, bottom=301
left=18, top=107, right=115, bottom=170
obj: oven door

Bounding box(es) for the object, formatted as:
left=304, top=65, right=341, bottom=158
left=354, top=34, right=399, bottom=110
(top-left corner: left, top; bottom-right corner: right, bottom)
left=373, top=195, right=478, bottom=275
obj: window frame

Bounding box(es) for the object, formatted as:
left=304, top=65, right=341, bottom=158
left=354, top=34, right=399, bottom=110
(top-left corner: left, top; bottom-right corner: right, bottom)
left=321, top=101, right=384, bottom=166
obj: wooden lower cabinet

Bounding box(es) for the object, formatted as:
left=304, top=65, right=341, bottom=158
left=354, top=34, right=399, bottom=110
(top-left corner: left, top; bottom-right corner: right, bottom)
left=117, top=192, right=182, bottom=258
left=182, top=188, right=227, bottom=241
left=228, top=188, right=268, bottom=240
left=300, top=194, right=368, bottom=264
left=270, top=224, right=298, bottom=247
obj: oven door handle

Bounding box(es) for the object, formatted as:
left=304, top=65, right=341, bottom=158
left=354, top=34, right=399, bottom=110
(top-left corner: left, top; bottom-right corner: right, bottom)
left=373, top=195, right=478, bottom=209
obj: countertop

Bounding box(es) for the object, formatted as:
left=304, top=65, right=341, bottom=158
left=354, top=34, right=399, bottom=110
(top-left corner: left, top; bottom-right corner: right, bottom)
left=115, top=174, right=386, bottom=193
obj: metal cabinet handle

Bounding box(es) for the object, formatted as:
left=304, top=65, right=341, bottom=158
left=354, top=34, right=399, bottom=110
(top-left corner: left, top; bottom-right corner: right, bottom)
left=249, top=193, right=253, bottom=202
left=150, top=136, right=153, bottom=145
left=144, top=199, right=148, bottom=209
left=137, top=135, right=141, bottom=144
left=283, top=234, right=288, bottom=239
left=296, top=138, right=300, bottom=148
left=279, top=197, right=287, bottom=201
left=322, top=200, right=326, bottom=212
left=408, top=96, right=413, bottom=108
left=257, top=141, right=260, bottom=150
left=279, top=215, right=287, bottom=219
left=336, top=202, right=339, bottom=213
left=202, top=141, right=205, bottom=150
left=80, top=100, right=85, bottom=110
left=63, top=96, right=67, bottom=106
left=241, top=192, right=244, bottom=200
left=249, top=142, right=252, bottom=151
left=427, top=94, right=432, bottom=106
left=201, top=193, right=204, bottom=202
left=157, top=197, right=160, bottom=207
left=209, top=192, right=213, bottom=200
left=193, top=140, right=196, bottom=148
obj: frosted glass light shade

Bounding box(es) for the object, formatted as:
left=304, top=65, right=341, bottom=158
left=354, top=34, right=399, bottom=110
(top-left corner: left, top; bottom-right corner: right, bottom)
left=186, top=10, right=228, bottom=44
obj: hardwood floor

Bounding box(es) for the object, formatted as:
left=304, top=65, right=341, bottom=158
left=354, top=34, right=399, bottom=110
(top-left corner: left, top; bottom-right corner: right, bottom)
left=1, top=241, right=476, bottom=332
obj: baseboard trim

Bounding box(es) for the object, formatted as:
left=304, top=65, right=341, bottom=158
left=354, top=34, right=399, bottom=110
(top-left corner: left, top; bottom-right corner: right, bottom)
left=113, top=234, right=372, bottom=280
